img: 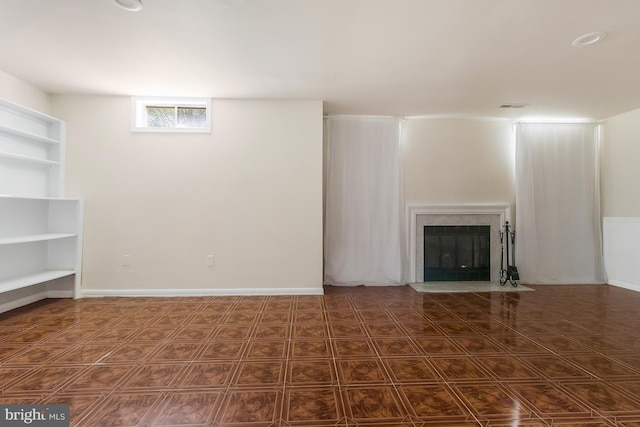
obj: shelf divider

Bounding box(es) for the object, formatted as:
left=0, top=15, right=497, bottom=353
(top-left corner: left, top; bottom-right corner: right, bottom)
left=0, top=270, right=76, bottom=294
left=0, top=233, right=77, bottom=245
left=0, top=151, right=59, bottom=166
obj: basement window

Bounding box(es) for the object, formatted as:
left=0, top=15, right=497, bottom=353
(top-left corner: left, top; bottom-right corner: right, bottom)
left=131, top=96, right=211, bottom=133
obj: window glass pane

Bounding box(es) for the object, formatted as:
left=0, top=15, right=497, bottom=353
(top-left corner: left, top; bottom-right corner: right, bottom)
left=177, top=107, right=207, bottom=128
left=146, top=106, right=175, bottom=128
left=133, top=97, right=210, bottom=132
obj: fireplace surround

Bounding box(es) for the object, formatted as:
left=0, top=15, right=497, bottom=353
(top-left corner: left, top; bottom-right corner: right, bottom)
left=406, top=203, right=512, bottom=283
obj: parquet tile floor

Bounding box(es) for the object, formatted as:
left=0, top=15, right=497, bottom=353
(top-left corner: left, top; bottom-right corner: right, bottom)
left=1, top=284, right=640, bottom=426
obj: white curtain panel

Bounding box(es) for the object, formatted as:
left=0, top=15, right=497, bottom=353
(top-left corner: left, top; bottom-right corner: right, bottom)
left=324, top=116, right=404, bottom=286
left=515, top=123, right=606, bottom=284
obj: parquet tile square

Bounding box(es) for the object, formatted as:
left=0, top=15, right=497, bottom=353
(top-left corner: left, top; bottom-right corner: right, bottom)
left=507, top=382, right=592, bottom=418
left=336, top=359, right=390, bottom=384
left=397, top=384, right=471, bottom=420
left=342, top=385, right=407, bottom=424
left=287, top=359, right=337, bottom=386
left=290, top=339, right=331, bottom=359
left=120, top=363, right=185, bottom=390
left=332, top=338, right=377, bottom=359
left=282, top=386, right=344, bottom=425
left=6, top=366, right=83, bottom=394
left=79, top=392, right=163, bottom=426
left=430, top=356, right=493, bottom=381
left=101, top=343, right=158, bottom=363
left=383, top=356, right=440, bottom=383
left=178, top=361, right=237, bottom=389
left=64, top=364, right=135, bottom=393
left=150, top=391, right=222, bottom=425
left=454, top=382, right=534, bottom=421
left=218, top=389, right=282, bottom=426
left=233, top=361, right=284, bottom=386
left=198, top=340, right=246, bottom=360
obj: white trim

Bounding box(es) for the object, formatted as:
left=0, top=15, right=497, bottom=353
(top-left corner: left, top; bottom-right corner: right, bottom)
left=82, top=287, right=325, bottom=298
left=406, top=202, right=512, bottom=283
left=74, top=200, right=84, bottom=298
left=607, top=279, right=640, bottom=293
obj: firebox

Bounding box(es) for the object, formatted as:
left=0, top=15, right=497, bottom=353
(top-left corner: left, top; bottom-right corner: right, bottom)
left=424, top=225, right=490, bottom=281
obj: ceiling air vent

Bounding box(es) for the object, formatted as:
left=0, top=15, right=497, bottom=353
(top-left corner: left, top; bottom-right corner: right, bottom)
left=500, top=104, right=527, bottom=109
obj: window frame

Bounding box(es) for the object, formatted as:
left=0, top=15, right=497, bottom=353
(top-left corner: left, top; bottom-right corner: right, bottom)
left=131, top=96, right=212, bottom=133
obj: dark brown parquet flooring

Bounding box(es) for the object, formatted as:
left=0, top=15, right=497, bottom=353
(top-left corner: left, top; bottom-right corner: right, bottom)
left=1, top=284, right=640, bottom=426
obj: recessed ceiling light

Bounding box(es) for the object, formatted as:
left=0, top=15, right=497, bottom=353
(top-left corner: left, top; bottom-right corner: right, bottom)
left=572, top=32, right=606, bottom=47
left=113, top=0, right=142, bottom=12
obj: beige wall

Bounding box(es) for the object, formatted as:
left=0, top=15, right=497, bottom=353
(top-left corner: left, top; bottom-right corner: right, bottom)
left=402, top=118, right=516, bottom=206
left=52, top=96, right=324, bottom=293
left=602, top=108, right=640, bottom=217
left=0, top=70, right=52, bottom=113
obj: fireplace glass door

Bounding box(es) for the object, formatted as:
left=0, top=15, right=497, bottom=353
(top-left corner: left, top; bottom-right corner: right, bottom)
left=424, top=225, right=490, bottom=281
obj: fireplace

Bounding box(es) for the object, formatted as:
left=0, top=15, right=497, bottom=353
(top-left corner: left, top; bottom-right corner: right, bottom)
left=407, top=203, right=511, bottom=282
left=424, top=225, right=490, bottom=281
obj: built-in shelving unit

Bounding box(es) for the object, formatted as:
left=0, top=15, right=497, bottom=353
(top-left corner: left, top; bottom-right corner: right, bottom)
left=0, top=98, right=82, bottom=313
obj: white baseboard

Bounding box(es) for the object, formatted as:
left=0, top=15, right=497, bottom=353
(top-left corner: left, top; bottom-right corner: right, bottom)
left=82, top=287, right=325, bottom=298
left=608, top=279, right=640, bottom=293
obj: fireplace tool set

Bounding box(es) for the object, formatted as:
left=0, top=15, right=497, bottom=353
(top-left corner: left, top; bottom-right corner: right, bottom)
left=500, top=221, right=519, bottom=287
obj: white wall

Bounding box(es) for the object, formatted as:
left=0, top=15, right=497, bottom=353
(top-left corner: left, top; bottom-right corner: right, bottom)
left=601, top=108, right=640, bottom=291
left=602, top=109, right=640, bottom=217
left=603, top=218, right=640, bottom=291
left=0, top=70, right=51, bottom=113
left=52, top=96, right=324, bottom=295
left=402, top=118, right=516, bottom=206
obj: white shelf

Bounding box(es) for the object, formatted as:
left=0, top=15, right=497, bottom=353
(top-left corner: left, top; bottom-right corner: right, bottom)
left=0, top=233, right=76, bottom=245
left=0, top=151, right=59, bottom=166
left=0, top=194, right=79, bottom=201
left=0, top=124, right=60, bottom=144
left=0, top=270, right=75, bottom=294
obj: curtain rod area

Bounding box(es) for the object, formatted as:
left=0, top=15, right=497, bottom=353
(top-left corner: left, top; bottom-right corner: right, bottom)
left=516, top=121, right=602, bottom=125
left=323, top=114, right=403, bottom=119
left=322, top=114, right=602, bottom=125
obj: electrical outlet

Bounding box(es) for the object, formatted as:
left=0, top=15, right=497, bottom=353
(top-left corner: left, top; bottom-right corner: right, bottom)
left=123, top=254, right=131, bottom=267
left=206, top=255, right=214, bottom=267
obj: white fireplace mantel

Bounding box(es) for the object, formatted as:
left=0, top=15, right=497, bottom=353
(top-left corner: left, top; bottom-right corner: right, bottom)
left=406, top=203, right=512, bottom=283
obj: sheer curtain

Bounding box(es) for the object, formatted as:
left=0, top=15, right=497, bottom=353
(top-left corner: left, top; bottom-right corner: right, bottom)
left=324, top=116, right=404, bottom=286
left=515, top=123, right=606, bottom=284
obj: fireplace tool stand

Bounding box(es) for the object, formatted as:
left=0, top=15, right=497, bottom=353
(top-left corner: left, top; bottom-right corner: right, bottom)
left=499, top=221, right=519, bottom=287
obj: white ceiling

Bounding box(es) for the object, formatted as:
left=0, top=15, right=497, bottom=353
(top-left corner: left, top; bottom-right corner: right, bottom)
left=1, top=0, right=639, bottom=120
